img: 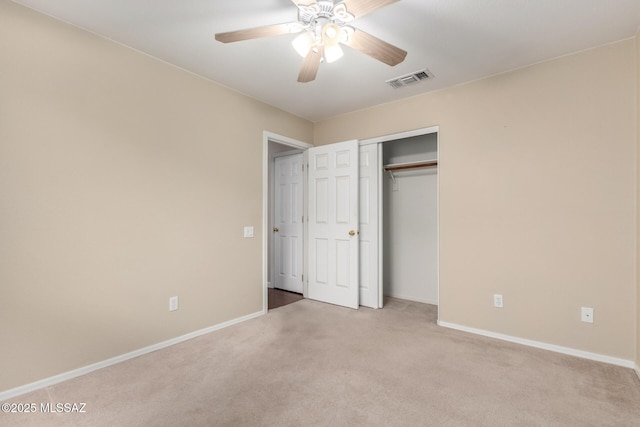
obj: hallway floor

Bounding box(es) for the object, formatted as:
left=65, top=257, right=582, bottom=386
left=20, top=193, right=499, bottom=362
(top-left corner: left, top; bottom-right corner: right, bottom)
left=268, top=288, right=303, bottom=310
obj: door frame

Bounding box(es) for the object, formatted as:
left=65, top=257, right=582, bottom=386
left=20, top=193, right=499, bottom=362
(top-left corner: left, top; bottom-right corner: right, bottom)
left=359, top=126, right=439, bottom=310
left=262, top=131, right=312, bottom=314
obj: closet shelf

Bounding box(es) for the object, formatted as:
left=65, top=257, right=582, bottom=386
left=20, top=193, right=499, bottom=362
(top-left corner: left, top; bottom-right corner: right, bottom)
left=384, top=160, right=438, bottom=183
left=383, top=160, right=438, bottom=171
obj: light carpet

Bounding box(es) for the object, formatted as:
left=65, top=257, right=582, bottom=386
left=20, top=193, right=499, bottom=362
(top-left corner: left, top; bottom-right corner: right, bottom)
left=2, top=298, right=639, bottom=426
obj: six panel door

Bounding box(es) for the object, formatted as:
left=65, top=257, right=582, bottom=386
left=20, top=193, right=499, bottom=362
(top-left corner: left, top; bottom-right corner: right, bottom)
left=307, top=140, right=359, bottom=309
left=274, top=154, right=304, bottom=293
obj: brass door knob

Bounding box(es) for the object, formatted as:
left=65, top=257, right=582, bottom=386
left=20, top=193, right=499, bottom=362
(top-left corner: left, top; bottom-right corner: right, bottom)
left=273, top=227, right=279, bottom=232
left=349, top=230, right=356, bottom=236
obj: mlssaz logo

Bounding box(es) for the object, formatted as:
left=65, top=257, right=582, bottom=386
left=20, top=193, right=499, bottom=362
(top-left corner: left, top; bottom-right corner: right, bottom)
left=40, top=402, right=87, bottom=413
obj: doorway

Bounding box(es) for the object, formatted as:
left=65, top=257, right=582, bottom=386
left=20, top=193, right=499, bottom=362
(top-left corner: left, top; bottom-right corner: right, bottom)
left=262, top=132, right=312, bottom=313
left=359, top=126, right=439, bottom=312
left=381, top=133, right=438, bottom=305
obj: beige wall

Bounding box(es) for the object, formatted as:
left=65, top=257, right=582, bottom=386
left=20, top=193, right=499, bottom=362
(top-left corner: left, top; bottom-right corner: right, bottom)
left=316, top=40, right=637, bottom=360
left=0, top=1, right=312, bottom=392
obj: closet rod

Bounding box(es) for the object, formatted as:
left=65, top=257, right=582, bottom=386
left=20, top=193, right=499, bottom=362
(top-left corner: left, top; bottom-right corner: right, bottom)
left=383, top=160, right=438, bottom=172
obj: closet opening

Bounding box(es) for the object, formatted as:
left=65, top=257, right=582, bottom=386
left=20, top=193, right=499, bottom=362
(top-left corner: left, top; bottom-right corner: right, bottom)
left=380, top=132, right=438, bottom=310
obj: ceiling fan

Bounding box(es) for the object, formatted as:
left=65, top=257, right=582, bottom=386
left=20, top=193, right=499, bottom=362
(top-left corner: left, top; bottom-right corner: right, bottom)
left=215, top=0, right=407, bottom=83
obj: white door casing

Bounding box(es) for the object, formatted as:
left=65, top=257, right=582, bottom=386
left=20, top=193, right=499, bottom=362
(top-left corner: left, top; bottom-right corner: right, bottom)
left=307, top=140, right=359, bottom=309
left=273, top=154, right=304, bottom=293
left=358, top=143, right=379, bottom=309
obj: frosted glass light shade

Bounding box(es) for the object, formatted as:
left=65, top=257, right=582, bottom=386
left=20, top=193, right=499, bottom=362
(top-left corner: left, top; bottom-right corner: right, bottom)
left=324, top=44, right=344, bottom=63
left=292, top=32, right=314, bottom=58
left=322, top=23, right=341, bottom=46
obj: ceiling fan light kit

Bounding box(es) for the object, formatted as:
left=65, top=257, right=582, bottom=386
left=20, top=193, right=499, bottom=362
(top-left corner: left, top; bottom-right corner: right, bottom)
left=215, top=0, right=407, bottom=83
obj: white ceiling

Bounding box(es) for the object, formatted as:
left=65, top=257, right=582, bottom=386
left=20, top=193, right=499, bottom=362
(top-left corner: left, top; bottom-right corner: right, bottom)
left=12, top=0, right=640, bottom=122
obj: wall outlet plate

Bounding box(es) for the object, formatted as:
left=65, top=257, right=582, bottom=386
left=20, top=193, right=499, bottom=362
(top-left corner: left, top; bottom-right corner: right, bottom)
left=243, top=226, right=254, bottom=238
left=581, top=307, right=593, bottom=323
left=169, top=296, right=179, bottom=312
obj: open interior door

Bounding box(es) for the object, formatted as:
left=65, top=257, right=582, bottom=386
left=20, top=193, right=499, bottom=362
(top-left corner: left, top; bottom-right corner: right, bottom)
left=307, top=140, right=359, bottom=309
left=273, top=154, right=304, bottom=293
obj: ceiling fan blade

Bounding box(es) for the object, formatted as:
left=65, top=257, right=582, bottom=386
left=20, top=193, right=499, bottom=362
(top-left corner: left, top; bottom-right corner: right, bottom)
left=342, top=0, right=400, bottom=18
left=343, top=28, right=407, bottom=66
left=297, top=45, right=324, bottom=83
left=215, top=22, right=302, bottom=43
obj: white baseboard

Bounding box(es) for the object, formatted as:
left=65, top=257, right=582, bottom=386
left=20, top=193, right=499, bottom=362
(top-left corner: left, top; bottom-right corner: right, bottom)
left=437, top=321, right=635, bottom=369
left=0, top=310, right=264, bottom=402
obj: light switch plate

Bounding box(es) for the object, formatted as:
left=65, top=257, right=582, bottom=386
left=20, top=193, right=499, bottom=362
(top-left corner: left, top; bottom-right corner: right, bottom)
left=243, top=226, right=254, bottom=238
left=493, top=294, right=503, bottom=308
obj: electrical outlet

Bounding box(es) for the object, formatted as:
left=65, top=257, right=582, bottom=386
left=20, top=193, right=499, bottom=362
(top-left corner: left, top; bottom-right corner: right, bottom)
left=493, top=294, right=504, bottom=308
left=244, top=226, right=254, bottom=238
left=169, top=296, right=179, bottom=312
left=581, top=307, right=594, bottom=323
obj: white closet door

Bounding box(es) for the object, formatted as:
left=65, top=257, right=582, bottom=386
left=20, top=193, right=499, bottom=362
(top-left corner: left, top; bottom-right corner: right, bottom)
left=274, top=154, right=303, bottom=293
left=358, top=144, right=379, bottom=309
left=307, top=140, right=359, bottom=309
